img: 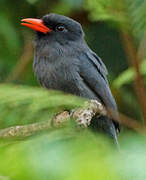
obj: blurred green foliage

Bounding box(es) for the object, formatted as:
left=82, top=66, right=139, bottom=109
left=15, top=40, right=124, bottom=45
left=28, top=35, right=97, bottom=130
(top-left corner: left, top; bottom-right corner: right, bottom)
left=0, top=84, right=84, bottom=129
left=0, top=84, right=145, bottom=179
left=0, top=0, right=146, bottom=179
left=0, top=126, right=146, bottom=179
left=113, top=59, right=146, bottom=88
left=85, top=0, right=146, bottom=41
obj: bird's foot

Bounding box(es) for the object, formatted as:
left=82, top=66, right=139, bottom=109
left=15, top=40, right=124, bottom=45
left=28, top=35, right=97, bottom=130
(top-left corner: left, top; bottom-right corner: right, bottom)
left=71, top=100, right=106, bottom=128
left=87, top=100, right=106, bottom=116
left=75, top=109, right=92, bottom=128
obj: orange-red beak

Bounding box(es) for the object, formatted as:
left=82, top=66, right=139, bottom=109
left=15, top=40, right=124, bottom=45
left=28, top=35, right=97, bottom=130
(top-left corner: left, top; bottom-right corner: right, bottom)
left=21, top=18, right=51, bottom=34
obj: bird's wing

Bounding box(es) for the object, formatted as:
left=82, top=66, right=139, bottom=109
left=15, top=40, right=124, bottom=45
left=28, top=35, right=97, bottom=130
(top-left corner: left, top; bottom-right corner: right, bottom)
left=78, top=51, right=120, bottom=130
left=79, top=51, right=116, bottom=109
left=86, top=50, right=108, bottom=82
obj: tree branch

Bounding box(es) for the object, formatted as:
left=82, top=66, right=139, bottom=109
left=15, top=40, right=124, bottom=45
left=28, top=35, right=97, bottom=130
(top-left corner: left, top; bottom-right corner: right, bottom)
left=0, top=100, right=106, bottom=138
left=120, top=31, right=146, bottom=122
left=0, top=100, right=145, bottom=138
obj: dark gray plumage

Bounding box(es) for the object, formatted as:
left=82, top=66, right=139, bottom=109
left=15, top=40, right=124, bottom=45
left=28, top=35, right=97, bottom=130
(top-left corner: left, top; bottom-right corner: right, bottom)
left=33, top=13, right=120, bottom=143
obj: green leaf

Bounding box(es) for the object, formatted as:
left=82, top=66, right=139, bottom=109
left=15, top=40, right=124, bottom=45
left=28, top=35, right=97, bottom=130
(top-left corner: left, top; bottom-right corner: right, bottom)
left=84, top=0, right=146, bottom=40
left=84, top=0, right=126, bottom=24
left=0, top=84, right=84, bottom=129
left=112, top=59, right=146, bottom=88
left=0, top=128, right=146, bottom=179
left=125, top=0, right=146, bottom=41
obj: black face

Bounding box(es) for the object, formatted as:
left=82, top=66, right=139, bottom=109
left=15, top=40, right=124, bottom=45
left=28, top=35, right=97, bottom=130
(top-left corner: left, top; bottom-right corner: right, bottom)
left=37, top=13, right=84, bottom=43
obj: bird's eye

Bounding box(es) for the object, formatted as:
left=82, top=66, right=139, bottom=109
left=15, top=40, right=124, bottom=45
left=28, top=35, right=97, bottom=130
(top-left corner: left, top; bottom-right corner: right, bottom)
left=56, top=25, right=65, bottom=32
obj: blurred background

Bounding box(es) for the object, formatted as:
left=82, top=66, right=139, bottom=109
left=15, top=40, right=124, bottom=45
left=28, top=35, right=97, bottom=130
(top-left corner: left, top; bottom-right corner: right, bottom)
left=0, top=0, right=146, bottom=179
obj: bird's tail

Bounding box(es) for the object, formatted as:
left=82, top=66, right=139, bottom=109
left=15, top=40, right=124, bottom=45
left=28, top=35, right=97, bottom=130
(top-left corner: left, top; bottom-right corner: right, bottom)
left=90, top=115, right=120, bottom=149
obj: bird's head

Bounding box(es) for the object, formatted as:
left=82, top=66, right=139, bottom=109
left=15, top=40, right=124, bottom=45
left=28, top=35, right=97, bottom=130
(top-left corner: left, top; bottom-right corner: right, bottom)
left=21, top=13, right=84, bottom=46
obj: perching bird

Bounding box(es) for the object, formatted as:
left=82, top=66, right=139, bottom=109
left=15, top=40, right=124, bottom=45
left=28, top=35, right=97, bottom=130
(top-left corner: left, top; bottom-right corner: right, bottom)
left=21, top=13, right=120, bottom=144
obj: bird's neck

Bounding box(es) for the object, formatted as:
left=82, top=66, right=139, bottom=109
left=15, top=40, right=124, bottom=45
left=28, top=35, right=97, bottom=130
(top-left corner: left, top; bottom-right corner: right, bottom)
left=34, top=37, right=86, bottom=60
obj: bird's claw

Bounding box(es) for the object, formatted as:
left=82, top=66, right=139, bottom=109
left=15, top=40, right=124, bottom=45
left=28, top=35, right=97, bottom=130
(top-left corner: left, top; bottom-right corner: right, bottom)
left=73, top=109, right=92, bottom=128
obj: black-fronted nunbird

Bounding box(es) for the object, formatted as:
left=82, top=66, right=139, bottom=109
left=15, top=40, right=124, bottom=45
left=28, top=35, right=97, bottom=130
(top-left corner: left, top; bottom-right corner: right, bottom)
left=21, top=13, right=120, bottom=145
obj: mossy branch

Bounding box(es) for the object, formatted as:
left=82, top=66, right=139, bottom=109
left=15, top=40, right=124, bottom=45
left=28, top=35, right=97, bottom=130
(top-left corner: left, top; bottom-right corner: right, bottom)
left=0, top=100, right=106, bottom=138
left=0, top=99, right=145, bottom=138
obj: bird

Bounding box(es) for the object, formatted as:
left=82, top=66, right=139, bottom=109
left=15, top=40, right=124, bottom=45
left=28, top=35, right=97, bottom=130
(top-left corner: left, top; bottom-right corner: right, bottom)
left=21, top=13, right=120, bottom=145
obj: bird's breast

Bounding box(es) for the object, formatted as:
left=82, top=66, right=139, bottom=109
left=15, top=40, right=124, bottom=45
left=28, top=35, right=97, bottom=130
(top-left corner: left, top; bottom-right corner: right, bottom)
left=33, top=56, right=82, bottom=94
